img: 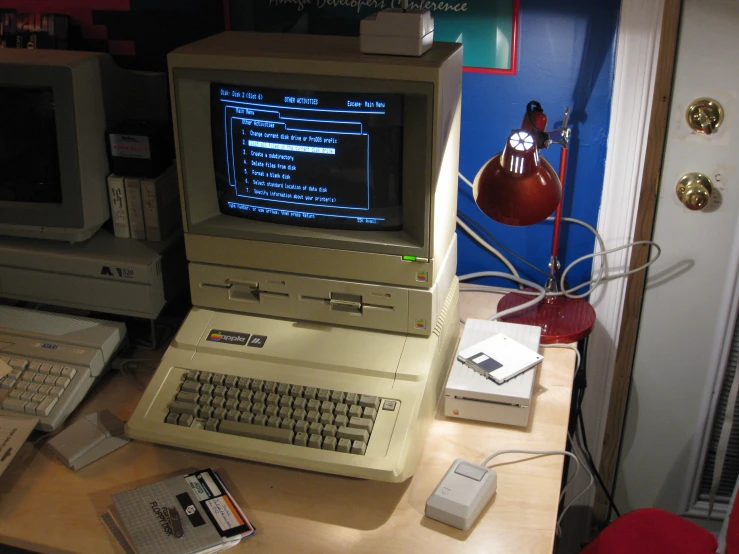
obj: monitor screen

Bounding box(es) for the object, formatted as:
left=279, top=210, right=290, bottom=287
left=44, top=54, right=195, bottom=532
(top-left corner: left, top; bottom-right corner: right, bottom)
left=210, top=82, right=403, bottom=231
left=0, top=85, right=62, bottom=203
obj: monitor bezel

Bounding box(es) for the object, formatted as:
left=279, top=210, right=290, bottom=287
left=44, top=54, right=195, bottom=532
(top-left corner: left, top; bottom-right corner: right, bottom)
left=173, top=67, right=435, bottom=258
left=0, top=64, right=85, bottom=228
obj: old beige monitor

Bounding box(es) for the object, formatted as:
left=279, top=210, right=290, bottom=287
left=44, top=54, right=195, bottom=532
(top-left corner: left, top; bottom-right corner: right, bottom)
left=126, top=33, right=463, bottom=481
left=169, top=32, right=462, bottom=336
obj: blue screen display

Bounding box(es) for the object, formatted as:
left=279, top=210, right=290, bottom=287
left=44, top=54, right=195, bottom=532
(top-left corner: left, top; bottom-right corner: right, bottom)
left=210, top=82, right=404, bottom=230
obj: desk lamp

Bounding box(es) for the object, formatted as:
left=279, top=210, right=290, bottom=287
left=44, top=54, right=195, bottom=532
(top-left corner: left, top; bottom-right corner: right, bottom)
left=473, top=101, right=596, bottom=344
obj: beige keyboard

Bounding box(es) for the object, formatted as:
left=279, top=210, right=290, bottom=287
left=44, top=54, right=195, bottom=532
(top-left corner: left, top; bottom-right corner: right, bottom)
left=166, top=369, right=399, bottom=456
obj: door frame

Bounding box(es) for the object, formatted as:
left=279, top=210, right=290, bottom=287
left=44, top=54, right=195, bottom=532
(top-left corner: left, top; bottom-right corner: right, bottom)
left=579, top=0, right=681, bottom=519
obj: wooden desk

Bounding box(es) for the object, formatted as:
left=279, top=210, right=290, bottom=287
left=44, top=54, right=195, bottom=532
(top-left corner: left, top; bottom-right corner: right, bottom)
left=0, top=292, right=576, bottom=554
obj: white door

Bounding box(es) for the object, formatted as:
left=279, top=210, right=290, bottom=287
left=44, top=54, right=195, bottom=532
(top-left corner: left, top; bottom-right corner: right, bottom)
left=614, top=0, right=739, bottom=514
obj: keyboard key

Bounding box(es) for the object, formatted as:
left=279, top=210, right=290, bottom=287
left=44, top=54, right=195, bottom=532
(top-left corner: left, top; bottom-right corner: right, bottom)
left=214, top=385, right=228, bottom=397
left=187, top=370, right=200, bottom=381
left=253, top=391, right=267, bottom=404
left=205, top=418, right=220, bottom=431
left=293, top=408, right=307, bottom=421
left=253, top=414, right=268, bottom=426
left=166, top=412, right=180, bottom=425
left=24, top=402, right=39, bottom=414
left=363, top=407, right=378, bottom=422
left=20, top=392, right=34, bottom=401
left=265, top=405, right=279, bottom=418
left=28, top=361, right=41, bottom=371
left=238, top=401, right=253, bottom=413
left=225, top=398, right=239, bottom=411
left=55, top=376, right=71, bottom=388
left=201, top=383, right=215, bottom=395
left=20, top=371, right=35, bottom=382
left=181, top=380, right=201, bottom=394
left=294, top=432, right=308, bottom=447
left=304, top=387, right=317, bottom=399
left=279, top=396, right=293, bottom=409
left=198, top=395, right=213, bottom=407
left=201, top=406, right=214, bottom=419
left=290, top=385, right=305, bottom=398
left=264, top=381, right=277, bottom=394
left=330, top=391, right=346, bottom=404
left=306, top=410, right=320, bottom=423
left=281, top=419, right=296, bottom=431
left=266, top=393, right=280, bottom=407
left=337, top=438, right=352, bottom=453
left=307, top=399, right=321, bottom=412
left=31, top=394, right=46, bottom=403
left=320, top=413, right=335, bottom=426
left=0, top=378, right=15, bottom=390
left=323, top=424, right=338, bottom=438
left=308, top=434, right=323, bottom=449
left=251, top=403, right=266, bottom=415
left=8, top=369, right=22, bottom=380
left=8, top=390, right=22, bottom=399
left=344, top=392, right=359, bottom=405
left=176, top=391, right=199, bottom=403
left=37, top=385, right=52, bottom=395
left=213, top=407, right=228, bottom=419
left=309, top=422, right=323, bottom=436
left=293, top=397, right=307, bottom=411
left=278, top=406, right=293, bottom=419
left=277, top=383, right=290, bottom=395
left=348, top=405, right=363, bottom=419
left=349, top=417, right=374, bottom=434
left=237, top=377, right=251, bottom=389
left=2, top=398, right=26, bottom=411
left=170, top=402, right=200, bottom=417
left=337, top=427, right=369, bottom=444
left=359, top=395, right=380, bottom=410
left=240, top=390, right=254, bottom=403
left=251, top=380, right=265, bottom=392
left=61, top=367, right=76, bottom=378
left=49, top=365, right=62, bottom=376
left=320, top=401, right=334, bottom=415
left=212, top=374, right=226, bottom=386
left=323, top=436, right=337, bottom=451
left=49, top=386, right=64, bottom=398
left=335, top=414, right=349, bottom=428
left=226, top=388, right=241, bottom=400
left=9, top=358, right=28, bottom=369
left=240, top=412, right=254, bottom=424
left=267, top=416, right=281, bottom=428
left=335, top=403, right=349, bottom=417
left=227, top=410, right=241, bottom=422
left=198, top=371, right=212, bottom=383
left=295, top=420, right=310, bottom=435
left=219, top=420, right=294, bottom=444
left=212, top=397, right=226, bottom=409
left=179, top=414, right=194, bottom=427
left=34, top=374, right=47, bottom=384
left=317, top=389, right=331, bottom=402
left=224, top=375, right=238, bottom=387
left=351, top=440, right=367, bottom=455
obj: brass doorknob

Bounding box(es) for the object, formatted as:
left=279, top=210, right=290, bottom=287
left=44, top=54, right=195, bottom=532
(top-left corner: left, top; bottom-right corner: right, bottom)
left=686, top=98, right=724, bottom=134
left=676, top=173, right=713, bottom=210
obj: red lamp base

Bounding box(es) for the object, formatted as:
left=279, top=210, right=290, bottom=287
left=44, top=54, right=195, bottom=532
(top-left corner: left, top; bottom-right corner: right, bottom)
left=497, top=290, right=596, bottom=344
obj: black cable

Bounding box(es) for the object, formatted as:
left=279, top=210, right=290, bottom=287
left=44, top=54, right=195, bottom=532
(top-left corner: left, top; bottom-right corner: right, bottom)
left=575, top=394, right=622, bottom=519
left=457, top=210, right=550, bottom=279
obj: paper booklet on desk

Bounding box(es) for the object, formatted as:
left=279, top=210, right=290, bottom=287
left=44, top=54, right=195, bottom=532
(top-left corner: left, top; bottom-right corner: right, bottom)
left=104, top=468, right=254, bottom=554
left=444, top=319, right=543, bottom=427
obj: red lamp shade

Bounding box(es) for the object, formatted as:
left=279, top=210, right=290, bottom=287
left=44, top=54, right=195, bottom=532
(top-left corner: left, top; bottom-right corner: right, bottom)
left=473, top=130, right=562, bottom=226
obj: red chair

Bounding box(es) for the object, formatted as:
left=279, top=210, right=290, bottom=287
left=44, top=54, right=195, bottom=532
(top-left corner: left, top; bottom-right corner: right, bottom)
left=580, top=508, right=718, bottom=554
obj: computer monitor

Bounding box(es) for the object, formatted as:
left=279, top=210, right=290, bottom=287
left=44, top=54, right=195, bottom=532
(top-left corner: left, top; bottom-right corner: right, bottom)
left=170, top=32, right=462, bottom=334
left=0, top=49, right=168, bottom=242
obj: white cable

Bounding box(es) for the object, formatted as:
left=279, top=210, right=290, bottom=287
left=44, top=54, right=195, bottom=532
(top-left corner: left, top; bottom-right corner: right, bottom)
left=482, top=448, right=594, bottom=534
left=456, top=216, right=520, bottom=278
left=544, top=344, right=581, bottom=372
left=459, top=171, right=474, bottom=189
left=457, top=271, right=545, bottom=323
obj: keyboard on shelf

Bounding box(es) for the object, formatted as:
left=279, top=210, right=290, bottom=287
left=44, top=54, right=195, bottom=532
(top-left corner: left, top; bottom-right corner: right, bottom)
left=166, top=369, right=399, bottom=456
left=127, top=282, right=459, bottom=482
left=0, top=306, right=126, bottom=432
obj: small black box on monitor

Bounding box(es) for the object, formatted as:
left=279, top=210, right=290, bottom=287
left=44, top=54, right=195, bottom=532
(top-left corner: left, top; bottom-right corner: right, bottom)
left=107, top=119, right=174, bottom=178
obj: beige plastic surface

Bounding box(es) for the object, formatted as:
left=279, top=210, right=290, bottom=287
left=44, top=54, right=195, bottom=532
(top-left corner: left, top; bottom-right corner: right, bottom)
left=126, top=279, right=459, bottom=481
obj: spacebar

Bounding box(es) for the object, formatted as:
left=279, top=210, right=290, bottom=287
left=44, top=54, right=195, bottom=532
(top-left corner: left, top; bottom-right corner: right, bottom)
left=218, top=420, right=295, bottom=444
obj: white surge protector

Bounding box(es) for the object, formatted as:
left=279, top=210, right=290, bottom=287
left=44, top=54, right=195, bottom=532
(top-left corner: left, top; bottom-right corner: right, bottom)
left=425, top=458, right=498, bottom=530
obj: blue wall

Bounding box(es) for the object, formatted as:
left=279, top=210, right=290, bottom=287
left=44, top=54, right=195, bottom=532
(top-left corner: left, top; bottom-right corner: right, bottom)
left=457, top=1, right=620, bottom=290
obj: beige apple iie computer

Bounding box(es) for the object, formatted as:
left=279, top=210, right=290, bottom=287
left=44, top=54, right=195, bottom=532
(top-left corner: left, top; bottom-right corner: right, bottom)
left=126, top=31, right=463, bottom=482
